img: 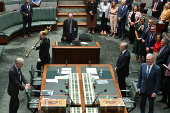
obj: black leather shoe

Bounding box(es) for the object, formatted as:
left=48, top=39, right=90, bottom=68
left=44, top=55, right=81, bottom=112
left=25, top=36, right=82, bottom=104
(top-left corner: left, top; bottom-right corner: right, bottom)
left=121, top=37, right=124, bottom=41
left=156, top=99, right=167, bottom=104
left=115, top=36, right=121, bottom=39
left=163, top=105, right=170, bottom=109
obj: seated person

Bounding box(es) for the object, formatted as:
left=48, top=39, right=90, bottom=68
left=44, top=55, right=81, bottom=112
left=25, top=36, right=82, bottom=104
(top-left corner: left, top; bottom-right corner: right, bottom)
left=32, top=0, right=41, bottom=7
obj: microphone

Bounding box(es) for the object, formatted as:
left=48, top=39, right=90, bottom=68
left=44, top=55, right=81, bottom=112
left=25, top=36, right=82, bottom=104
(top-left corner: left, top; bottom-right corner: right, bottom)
left=92, top=89, right=107, bottom=106
left=89, top=60, right=91, bottom=66
left=60, top=89, right=74, bottom=106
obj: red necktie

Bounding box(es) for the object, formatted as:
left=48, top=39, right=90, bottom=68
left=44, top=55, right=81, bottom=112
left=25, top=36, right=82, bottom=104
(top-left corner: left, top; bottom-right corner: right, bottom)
left=153, top=2, right=157, bottom=10
left=165, top=63, right=170, bottom=76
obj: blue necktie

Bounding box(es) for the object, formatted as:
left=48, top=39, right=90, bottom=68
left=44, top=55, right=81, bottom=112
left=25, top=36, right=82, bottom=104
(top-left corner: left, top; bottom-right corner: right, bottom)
left=146, top=66, right=150, bottom=78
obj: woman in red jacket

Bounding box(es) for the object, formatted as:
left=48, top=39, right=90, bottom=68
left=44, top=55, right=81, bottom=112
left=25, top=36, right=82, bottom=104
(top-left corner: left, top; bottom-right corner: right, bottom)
left=153, top=33, right=162, bottom=62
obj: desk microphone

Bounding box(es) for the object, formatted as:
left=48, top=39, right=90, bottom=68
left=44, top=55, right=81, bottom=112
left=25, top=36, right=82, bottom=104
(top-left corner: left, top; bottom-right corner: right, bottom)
left=89, top=60, right=91, bottom=66
left=92, top=89, right=107, bottom=106
left=66, top=60, right=67, bottom=66
left=60, top=89, right=74, bottom=106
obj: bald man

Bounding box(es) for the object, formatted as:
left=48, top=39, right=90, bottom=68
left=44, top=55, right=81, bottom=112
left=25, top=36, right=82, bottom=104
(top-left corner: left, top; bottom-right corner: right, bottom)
left=7, top=58, right=30, bottom=113
left=32, top=31, right=50, bottom=76
left=63, top=13, right=78, bottom=43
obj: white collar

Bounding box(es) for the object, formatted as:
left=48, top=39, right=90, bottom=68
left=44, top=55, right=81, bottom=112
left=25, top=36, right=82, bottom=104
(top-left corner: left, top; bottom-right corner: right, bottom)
left=15, top=65, right=18, bottom=70
left=122, top=50, right=126, bottom=54
left=147, top=64, right=153, bottom=68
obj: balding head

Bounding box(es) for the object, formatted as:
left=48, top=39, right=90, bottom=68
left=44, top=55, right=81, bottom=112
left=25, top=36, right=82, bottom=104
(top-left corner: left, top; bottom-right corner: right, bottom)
left=39, top=31, right=46, bottom=40
left=148, top=19, right=153, bottom=27
left=15, top=58, right=24, bottom=68
left=120, top=42, right=128, bottom=51
left=68, top=13, right=73, bottom=21
left=121, top=0, right=126, bottom=6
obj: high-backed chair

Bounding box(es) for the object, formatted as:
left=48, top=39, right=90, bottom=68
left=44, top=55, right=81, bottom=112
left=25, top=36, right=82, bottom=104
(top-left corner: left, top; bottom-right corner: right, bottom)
left=125, top=71, right=138, bottom=88
left=79, top=33, right=92, bottom=42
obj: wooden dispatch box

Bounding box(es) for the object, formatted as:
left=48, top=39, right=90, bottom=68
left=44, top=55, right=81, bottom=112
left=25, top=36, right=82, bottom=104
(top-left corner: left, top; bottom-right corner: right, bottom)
left=99, top=99, right=125, bottom=113
left=41, top=99, right=66, bottom=113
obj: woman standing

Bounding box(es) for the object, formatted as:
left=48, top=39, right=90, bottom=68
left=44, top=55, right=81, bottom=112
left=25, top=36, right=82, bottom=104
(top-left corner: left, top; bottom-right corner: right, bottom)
left=108, top=1, right=118, bottom=37
left=99, top=0, right=110, bottom=35
left=153, top=34, right=162, bottom=62
left=128, top=5, right=141, bottom=45
left=132, top=18, right=146, bottom=61
left=87, top=0, right=98, bottom=33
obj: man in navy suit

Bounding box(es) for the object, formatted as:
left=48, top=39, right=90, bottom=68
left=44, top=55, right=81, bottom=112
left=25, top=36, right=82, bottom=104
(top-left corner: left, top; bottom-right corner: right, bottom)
left=126, top=0, right=133, bottom=11
left=137, top=53, right=161, bottom=113
left=20, top=0, right=33, bottom=39
left=116, top=0, right=128, bottom=40
left=145, top=25, right=157, bottom=54
left=7, top=58, right=30, bottom=113
left=151, top=0, right=163, bottom=18
left=115, top=42, right=131, bottom=97
left=155, top=38, right=170, bottom=92
left=157, top=55, right=170, bottom=109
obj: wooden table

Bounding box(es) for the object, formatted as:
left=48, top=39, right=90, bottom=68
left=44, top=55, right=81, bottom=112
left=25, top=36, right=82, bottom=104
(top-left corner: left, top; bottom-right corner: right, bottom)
left=38, top=64, right=127, bottom=113
left=52, top=41, right=100, bottom=64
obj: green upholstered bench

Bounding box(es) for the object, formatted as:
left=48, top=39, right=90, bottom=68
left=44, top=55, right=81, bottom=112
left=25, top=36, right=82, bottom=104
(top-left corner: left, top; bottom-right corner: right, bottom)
left=0, top=7, right=56, bottom=44
left=0, top=46, right=5, bottom=57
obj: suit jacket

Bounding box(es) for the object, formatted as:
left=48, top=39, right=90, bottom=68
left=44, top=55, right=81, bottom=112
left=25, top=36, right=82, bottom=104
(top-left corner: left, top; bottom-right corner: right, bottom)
left=98, top=2, right=110, bottom=18
left=137, top=63, right=161, bottom=95
left=128, top=11, right=141, bottom=27
left=118, top=5, right=128, bottom=21
left=116, top=50, right=131, bottom=77
left=151, top=1, right=163, bottom=18
left=126, top=0, right=133, bottom=10
left=63, top=19, right=78, bottom=42
left=142, top=26, right=151, bottom=40
left=145, top=32, right=157, bottom=52
left=20, top=2, right=33, bottom=20
left=36, top=37, right=50, bottom=63
left=7, top=65, right=28, bottom=96
left=156, top=45, right=170, bottom=74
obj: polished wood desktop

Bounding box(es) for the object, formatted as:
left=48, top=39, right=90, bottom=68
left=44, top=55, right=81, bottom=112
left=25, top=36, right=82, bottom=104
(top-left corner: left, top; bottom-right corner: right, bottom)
left=38, top=64, right=128, bottom=113
left=52, top=41, right=100, bottom=64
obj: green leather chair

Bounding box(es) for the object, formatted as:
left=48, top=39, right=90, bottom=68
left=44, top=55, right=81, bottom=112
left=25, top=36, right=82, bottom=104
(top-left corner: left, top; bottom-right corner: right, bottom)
left=25, top=87, right=40, bottom=113
left=0, top=46, right=5, bottom=57
left=125, top=71, right=138, bottom=88
left=121, top=82, right=137, bottom=112
left=79, top=33, right=92, bottom=42
left=29, top=64, right=42, bottom=89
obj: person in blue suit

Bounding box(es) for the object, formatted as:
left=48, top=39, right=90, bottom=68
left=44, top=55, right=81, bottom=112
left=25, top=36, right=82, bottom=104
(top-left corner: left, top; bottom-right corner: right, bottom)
left=20, top=0, right=33, bottom=39
left=116, top=0, right=128, bottom=40
left=126, top=0, right=133, bottom=11
left=151, top=0, right=163, bottom=18
left=137, top=53, right=161, bottom=113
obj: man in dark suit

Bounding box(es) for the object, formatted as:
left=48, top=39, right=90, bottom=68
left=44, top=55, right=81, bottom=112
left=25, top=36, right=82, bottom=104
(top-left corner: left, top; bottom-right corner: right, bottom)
left=142, top=19, right=153, bottom=62
left=115, top=42, right=131, bottom=97
left=145, top=25, right=157, bottom=54
left=32, top=31, right=50, bottom=76
left=157, top=55, right=170, bottom=109
left=126, top=0, right=133, bottom=11
left=137, top=53, right=161, bottom=113
left=156, top=38, right=170, bottom=91
left=7, top=58, right=30, bottom=113
left=116, top=0, right=128, bottom=40
left=20, top=0, right=33, bottom=39
left=63, top=13, right=78, bottom=43
left=151, top=0, right=163, bottom=18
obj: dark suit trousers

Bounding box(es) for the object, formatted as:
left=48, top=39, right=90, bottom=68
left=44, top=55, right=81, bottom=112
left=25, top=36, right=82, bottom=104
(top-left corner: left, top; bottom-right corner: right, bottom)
left=9, top=95, right=19, bottom=113
left=162, top=77, right=170, bottom=106
left=66, top=33, right=73, bottom=43
left=23, top=17, right=32, bottom=36
left=118, top=18, right=126, bottom=38
left=118, top=74, right=126, bottom=97
left=140, top=92, right=155, bottom=113
left=101, top=12, right=108, bottom=31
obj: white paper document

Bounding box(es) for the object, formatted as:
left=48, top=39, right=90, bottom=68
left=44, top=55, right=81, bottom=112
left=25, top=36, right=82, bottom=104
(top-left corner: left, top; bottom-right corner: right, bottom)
left=46, top=79, right=58, bottom=83
left=86, top=68, right=97, bottom=74
left=81, top=42, right=88, bottom=45
left=96, top=80, right=108, bottom=84
left=91, top=75, right=99, bottom=79
left=61, top=71, right=72, bottom=74
left=55, top=75, right=69, bottom=79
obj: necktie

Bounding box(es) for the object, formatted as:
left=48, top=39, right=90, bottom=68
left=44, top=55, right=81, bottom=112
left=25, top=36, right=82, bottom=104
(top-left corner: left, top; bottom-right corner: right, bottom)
left=153, top=2, right=157, bottom=10
left=28, top=4, right=30, bottom=16
left=69, top=21, right=71, bottom=34
left=17, top=69, right=21, bottom=82
left=119, top=52, right=123, bottom=57
left=148, top=34, right=153, bottom=46
left=146, top=66, right=150, bottom=78
left=121, top=6, right=123, bottom=11
left=158, top=47, right=164, bottom=55
left=165, top=63, right=170, bottom=76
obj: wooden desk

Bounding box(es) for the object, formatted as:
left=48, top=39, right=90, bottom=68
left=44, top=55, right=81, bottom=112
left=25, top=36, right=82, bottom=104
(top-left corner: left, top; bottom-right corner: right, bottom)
left=52, top=42, right=100, bottom=64
left=38, top=64, right=127, bottom=113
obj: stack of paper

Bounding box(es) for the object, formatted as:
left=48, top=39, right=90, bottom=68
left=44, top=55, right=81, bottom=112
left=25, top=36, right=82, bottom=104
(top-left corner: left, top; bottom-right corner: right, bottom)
left=55, top=75, right=69, bottom=79
left=46, top=79, right=58, bottom=83
left=96, top=80, right=108, bottom=84
left=61, top=68, right=72, bottom=75
left=86, top=68, right=97, bottom=74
